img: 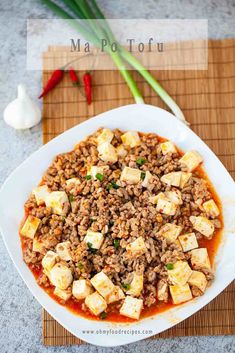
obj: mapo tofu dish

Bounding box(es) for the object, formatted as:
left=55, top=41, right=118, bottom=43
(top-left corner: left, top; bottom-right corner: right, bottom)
left=20, top=128, right=222, bottom=321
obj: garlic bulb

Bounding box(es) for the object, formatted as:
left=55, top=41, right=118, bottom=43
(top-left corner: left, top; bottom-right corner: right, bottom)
left=4, top=84, right=41, bottom=129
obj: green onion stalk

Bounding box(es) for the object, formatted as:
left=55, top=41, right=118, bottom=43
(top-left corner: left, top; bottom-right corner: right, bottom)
left=40, top=0, right=187, bottom=123
left=41, top=0, right=144, bottom=103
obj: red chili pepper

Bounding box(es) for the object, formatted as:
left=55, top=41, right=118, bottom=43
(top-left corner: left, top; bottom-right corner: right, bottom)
left=69, top=67, right=79, bottom=86
left=38, top=69, right=64, bottom=99
left=83, top=72, right=92, bottom=105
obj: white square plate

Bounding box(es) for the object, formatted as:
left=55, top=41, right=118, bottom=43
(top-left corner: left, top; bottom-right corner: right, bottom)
left=0, top=104, right=235, bottom=347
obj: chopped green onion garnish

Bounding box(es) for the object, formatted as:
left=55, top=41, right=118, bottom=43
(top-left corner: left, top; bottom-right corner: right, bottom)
left=114, top=239, right=120, bottom=250
left=122, top=283, right=131, bottom=290
left=140, top=172, right=146, bottom=180
left=136, top=157, right=146, bottom=166
left=111, top=181, right=120, bottom=189
left=87, top=242, right=97, bottom=254
left=166, top=263, right=174, bottom=270
left=100, top=312, right=107, bottom=320
left=77, top=262, right=84, bottom=269
left=68, top=195, right=74, bottom=202
left=107, top=181, right=120, bottom=190
left=85, top=175, right=92, bottom=180
left=87, top=242, right=92, bottom=249
left=96, top=173, right=104, bottom=182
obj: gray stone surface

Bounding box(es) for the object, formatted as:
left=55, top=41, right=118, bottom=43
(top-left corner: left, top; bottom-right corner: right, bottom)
left=0, top=1, right=235, bottom=352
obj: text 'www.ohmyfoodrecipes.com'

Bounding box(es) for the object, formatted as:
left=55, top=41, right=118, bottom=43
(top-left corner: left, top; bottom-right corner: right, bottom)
left=82, top=329, right=153, bottom=336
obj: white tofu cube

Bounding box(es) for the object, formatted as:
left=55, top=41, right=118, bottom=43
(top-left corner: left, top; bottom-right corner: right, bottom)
left=180, top=172, right=192, bottom=188
left=121, top=131, right=140, bottom=148
left=45, top=191, right=69, bottom=216
left=160, top=223, right=182, bottom=243
left=56, top=241, right=72, bottom=261
left=156, top=197, right=177, bottom=216
left=72, top=279, right=93, bottom=300
left=84, top=230, right=104, bottom=250
left=116, top=144, right=128, bottom=158
left=85, top=292, right=107, bottom=316
left=161, top=172, right=182, bottom=187
left=170, top=283, right=192, bottom=304
left=167, top=261, right=193, bottom=286
left=97, top=128, right=114, bottom=145
left=21, top=216, right=41, bottom=239
left=160, top=141, right=177, bottom=155
left=54, top=287, right=72, bottom=301
left=43, top=268, right=52, bottom=281
left=50, top=263, right=73, bottom=290
left=190, top=248, right=211, bottom=270
left=88, top=166, right=108, bottom=180
left=120, top=167, right=141, bottom=184
left=32, top=185, right=50, bottom=205
left=42, top=250, right=59, bottom=271
left=105, top=286, right=125, bottom=304
left=149, top=192, right=165, bottom=204
left=90, top=271, right=115, bottom=298
left=157, top=280, right=169, bottom=302
left=188, top=270, right=208, bottom=292
left=179, top=150, right=203, bottom=172
left=142, top=171, right=153, bottom=188
left=120, top=296, right=143, bottom=320
left=190, top=216, right=214, bottom=237
left=65, top=178, right=81, bottom=186
left=203, top=199, right=220, bottom=217
left=33, top=238, right=45, bottom=254
left=178, top=232, right=198, bottom=252
left=126, top=272, right=143, bottom=297
left=165, top=189, right=182, bottom=205
left=126, top=237, right=147, bottom=257
left=97, top=142, right=118, bottom=164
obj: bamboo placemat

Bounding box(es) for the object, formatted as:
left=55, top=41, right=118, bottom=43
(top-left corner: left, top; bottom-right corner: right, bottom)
left=42, top=39, right=235, bottom=345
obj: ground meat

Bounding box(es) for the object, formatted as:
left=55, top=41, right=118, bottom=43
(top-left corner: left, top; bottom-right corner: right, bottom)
left=191, top=286, right=203, bottom=297
left=37, top=273, right=50, bottom=287
left=200, top=268, right=215, bottom=281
